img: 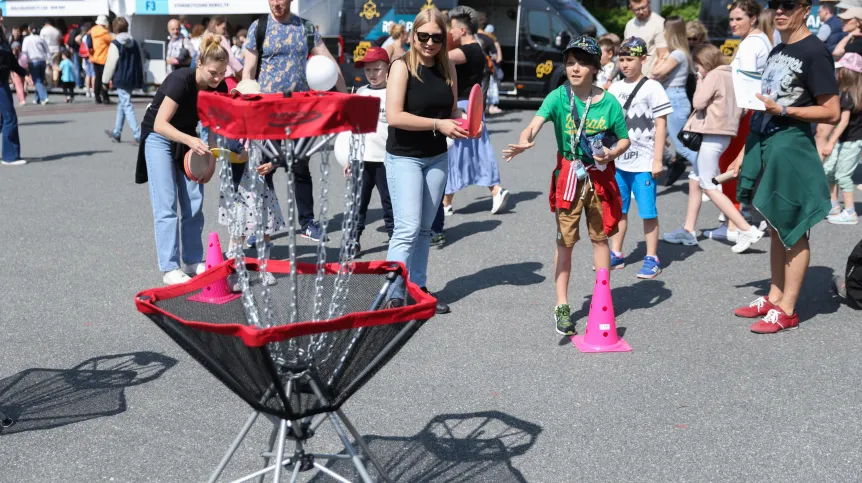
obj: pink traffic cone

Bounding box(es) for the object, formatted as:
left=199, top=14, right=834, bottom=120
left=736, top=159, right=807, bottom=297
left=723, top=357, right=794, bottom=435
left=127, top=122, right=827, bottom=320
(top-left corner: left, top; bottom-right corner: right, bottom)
left=188, top=232, right=241, bottom=305
left=571, top=268, right=631, bottom=353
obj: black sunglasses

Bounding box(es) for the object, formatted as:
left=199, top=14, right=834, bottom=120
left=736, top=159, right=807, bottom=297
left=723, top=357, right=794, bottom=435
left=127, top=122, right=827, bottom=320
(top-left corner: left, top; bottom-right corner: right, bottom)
left=415, top=32, right=445, bottom=45
left=767, top=1, right=807, bottom=11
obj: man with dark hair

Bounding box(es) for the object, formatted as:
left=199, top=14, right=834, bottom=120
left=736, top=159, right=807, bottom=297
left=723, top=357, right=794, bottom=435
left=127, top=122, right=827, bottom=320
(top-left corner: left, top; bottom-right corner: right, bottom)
left=818, top=1, right=848, bottom=53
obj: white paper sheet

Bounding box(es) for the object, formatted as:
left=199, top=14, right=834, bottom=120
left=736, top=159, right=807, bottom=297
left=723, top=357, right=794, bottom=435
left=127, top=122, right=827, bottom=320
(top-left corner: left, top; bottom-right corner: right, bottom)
left=733, top=67, right=766, bottom=111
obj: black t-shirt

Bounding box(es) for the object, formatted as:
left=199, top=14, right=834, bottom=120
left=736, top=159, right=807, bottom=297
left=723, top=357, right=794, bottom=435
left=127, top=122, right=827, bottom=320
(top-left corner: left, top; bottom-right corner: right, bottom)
left=386, top=60, right=453, bottom=158
left=845, top=37, right=862, bottom=55
left=141, top=67, right=228, bottom=137
left=454, top=42, right=486, bottom=100
left=839, top=92, right=862, bottom=142
left=756, top=35, right=838, bottom=132
left=476, top=33, right=497, bottom=58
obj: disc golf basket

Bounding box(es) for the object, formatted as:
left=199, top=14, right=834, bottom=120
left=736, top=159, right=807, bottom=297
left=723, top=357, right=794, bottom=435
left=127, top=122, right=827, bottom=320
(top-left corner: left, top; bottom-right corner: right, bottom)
left=135, top=91, right=437, bottom=482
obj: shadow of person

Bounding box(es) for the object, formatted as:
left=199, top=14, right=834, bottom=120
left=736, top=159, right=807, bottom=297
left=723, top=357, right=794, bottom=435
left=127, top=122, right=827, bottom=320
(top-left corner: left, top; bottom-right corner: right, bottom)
left=735, top=266, right=841, bottom=320
left=436, top=262, right=545, bottom=304
left=311, top=411, right=542, bottom=483
left=454, top=191, right=543, bottom=215
left=628, top=240, right=702, bottom=269
left=569, top=279, right=673, bottom=323
left=0, top=352, right=177, bottom=435
left=444, top=219, right=503, bottom=247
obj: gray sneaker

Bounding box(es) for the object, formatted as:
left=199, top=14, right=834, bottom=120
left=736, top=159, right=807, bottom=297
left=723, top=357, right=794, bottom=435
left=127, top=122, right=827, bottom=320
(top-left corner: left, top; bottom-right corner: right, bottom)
left=827, top=210, right=858, bottom=225
left=663, top=227, right=698, bottom=246
left=554, top=304, right=574, bottom=335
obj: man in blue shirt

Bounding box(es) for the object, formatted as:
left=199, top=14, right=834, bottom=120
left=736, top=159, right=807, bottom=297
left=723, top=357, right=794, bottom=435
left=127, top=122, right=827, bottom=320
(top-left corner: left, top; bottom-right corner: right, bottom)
left=243, top=0, right=346, bottom=241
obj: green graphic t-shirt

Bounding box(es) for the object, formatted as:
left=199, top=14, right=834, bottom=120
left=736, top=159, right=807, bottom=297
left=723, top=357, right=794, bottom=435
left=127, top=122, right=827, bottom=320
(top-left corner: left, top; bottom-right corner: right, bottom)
left=536, top=85, right=629, bottom=166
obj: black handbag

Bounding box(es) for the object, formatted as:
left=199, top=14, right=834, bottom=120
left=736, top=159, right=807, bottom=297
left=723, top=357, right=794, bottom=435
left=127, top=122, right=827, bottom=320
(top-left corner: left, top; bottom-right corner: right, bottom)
left=678, top=129, right=702, bottom=151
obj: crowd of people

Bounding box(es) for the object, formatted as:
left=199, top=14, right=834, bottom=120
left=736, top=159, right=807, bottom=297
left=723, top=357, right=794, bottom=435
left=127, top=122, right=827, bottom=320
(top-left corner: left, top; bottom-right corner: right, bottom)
left=2, top=0, right=860, bottom=333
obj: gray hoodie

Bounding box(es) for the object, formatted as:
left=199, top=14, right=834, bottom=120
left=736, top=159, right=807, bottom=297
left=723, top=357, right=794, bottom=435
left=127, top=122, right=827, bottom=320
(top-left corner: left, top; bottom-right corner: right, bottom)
left=102, top=33, right=145, bottom=86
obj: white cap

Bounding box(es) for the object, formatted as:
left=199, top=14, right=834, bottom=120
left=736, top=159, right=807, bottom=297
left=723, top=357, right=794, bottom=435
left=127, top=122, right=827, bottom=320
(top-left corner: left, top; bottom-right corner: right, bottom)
left=96, top=14, right=109, bottom=27
left=837, top=0, right=862, bottom=9
left=231, top=79, right=262, bottom=95
left=484, top=24, right=495, bottom=34
left=838, top=6, right=862, bottom=20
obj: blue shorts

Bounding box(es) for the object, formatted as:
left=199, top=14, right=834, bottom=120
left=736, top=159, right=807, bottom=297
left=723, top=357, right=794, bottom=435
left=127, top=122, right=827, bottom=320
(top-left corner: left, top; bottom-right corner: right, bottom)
left=615, top=169, right=658, bottom=220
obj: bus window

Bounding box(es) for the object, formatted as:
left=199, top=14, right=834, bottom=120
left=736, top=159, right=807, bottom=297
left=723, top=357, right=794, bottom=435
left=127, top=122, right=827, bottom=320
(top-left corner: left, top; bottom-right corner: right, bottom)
left=528, top=10, right=553, bottom=46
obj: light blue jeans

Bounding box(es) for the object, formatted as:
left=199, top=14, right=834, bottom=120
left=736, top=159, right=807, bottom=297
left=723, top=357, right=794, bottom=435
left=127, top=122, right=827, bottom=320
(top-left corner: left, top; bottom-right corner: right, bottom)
left=144, top=132, right=205, bottom=272
left=385, top=151, right=449, bottom=297
left=666, top=86, right=698, bottom=165
left=28, top=61, right=48, bottom=102
left=113, top=89, right=141, bottom=141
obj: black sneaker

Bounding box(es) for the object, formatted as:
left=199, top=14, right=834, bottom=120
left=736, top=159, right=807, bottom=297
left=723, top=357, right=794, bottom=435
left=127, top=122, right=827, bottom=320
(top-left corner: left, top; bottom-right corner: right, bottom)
left=430, top=231, right=446, bottom=247
left=422, top=287, right=450, bottom=314
left=104, top=129, right=121, bottom=143
left=354, top=240, right=362, bottom=258
left=665, top=159, right=687, bottom=186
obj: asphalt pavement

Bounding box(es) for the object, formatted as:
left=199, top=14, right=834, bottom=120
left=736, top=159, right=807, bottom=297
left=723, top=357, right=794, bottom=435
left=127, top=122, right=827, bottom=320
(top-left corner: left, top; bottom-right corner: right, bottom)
left=1, top=95, right=861, bottom=482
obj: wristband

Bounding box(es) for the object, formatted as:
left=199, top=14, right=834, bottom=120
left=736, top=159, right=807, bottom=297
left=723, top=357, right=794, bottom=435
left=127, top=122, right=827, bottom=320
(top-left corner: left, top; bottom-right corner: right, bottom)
left=780, top=105, right=787, bottom=117
left=433, top=119, right=437, bottom=136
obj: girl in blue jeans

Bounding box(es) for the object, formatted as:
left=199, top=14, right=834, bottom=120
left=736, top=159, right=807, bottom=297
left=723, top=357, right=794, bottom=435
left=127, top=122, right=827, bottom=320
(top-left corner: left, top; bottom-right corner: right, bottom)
left=383, top=8, right=471, bottom=314
left=135, top=37, right=229, bottom=285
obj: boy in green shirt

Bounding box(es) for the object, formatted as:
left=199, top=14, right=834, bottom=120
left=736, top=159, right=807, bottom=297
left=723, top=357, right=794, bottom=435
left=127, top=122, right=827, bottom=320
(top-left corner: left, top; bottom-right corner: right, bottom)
left=504, top=36, right=630, bottom=336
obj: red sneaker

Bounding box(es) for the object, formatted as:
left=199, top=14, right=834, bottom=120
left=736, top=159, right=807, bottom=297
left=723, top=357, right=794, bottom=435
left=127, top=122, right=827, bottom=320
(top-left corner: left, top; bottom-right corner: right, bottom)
left=734, top=296, right=775, bottom=318
left=749, top=308, right=799, bottom=334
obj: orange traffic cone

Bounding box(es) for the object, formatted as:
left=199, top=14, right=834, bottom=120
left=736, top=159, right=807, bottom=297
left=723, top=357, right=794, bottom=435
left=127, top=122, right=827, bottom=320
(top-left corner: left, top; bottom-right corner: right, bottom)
left=571, top=268, right=631, bottom=353
left=188, top=232, right=241, bottom=305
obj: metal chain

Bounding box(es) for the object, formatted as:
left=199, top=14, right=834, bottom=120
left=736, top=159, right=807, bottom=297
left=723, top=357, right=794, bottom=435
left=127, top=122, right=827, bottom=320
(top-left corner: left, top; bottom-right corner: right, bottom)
left=281, top=134, right=300, bottom=364
left=248, top=146, right=274, bottom=328
left=308, top=144, right=332, bottom=359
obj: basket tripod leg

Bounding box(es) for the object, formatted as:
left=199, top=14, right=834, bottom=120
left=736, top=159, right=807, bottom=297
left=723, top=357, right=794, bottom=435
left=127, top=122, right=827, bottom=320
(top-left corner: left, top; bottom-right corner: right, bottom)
left=208, top=410, right=263, bottom=483
left=271, top=419, right=289, bottom=482
left=255, top=416, right=283, bottom=483
left=335, top=409, right=393, bottom=483
left=327, top=412, right=375, bottom=483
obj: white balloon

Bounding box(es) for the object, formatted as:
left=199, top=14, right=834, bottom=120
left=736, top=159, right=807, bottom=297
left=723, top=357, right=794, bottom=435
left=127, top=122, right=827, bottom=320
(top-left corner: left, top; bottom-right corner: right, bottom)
left=333, top=131, right=351, bottom=168
left=306, top=55, right=339, bottom=91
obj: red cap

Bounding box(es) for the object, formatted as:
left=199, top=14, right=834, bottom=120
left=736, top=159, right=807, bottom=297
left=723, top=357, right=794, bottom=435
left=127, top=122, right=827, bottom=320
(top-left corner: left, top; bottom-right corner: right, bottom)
left=354, top=47, right=390, bottom=68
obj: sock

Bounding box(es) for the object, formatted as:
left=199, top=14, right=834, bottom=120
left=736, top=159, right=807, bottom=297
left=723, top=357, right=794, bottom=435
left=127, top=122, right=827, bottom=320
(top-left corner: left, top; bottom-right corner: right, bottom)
left=612, top=250, right=623, bottom=257
left=846, top=208, right=856, bottom=215
left=832, top=200, right=840, bottom=208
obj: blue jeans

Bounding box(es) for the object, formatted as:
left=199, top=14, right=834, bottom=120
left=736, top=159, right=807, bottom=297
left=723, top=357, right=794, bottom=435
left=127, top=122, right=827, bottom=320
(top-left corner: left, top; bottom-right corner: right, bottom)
left=144, top=132, right=205, bottom=272
left=666, top=87, right=697, bottom=165
left=113, top=89, right=141, bottom=141
left=0, top=84, right=21, bottom=161
left=28, top=61, right=48, bottom=102
left=72, top=51, right=83, bottom=88
left=385, top=151, right=449, bottom=297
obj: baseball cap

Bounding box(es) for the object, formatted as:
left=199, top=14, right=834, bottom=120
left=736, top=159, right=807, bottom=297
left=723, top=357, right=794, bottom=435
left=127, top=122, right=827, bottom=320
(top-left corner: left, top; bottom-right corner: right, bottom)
left=838, top=7, right=862, bottom=20
left=837, top=0, right=862, bottom=8
left=96, top=14, right=109, bottom=27
left=838, top=52, right=862, bottom=72
left=354, top=47, right=390, bottom=68
left=231, top=79, right=262, bottom=96
left=619, top=37, right=647, bottom=57
left=562, top=36, right=601, bottom=66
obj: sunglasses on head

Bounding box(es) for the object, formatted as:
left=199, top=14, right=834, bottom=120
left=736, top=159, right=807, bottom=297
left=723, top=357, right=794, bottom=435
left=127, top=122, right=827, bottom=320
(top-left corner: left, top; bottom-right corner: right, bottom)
left=767, top=0, right=807, bottom=11
left=415, top=32, right=445, bottom=44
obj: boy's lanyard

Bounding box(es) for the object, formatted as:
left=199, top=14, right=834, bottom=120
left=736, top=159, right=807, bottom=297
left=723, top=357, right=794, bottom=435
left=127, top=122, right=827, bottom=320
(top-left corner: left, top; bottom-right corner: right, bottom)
left=567, top=85, right=593, bottom=162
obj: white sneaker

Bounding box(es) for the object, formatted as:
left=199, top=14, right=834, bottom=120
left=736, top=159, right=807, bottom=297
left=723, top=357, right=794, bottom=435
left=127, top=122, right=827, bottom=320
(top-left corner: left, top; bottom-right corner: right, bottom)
left=732, top=228, right=764, bottom=254
left=718, top=212, right=727, bottom=223
left=185, top=262, right=207, bottom=276
left=0, top=159, right=27, bottom=166
left=163, top=269, right=192, bottom=285
left=40, top=99, right=49, bottom=105
left=491, top=189, right=510, bottom=214
left=663, top=227, right=698, bottom=246
left=443, top=204, right=454, bottom=216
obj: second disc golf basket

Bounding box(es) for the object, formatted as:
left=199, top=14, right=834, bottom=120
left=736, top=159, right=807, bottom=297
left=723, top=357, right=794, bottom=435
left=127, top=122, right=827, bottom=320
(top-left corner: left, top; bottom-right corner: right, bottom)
left=135, top=91, right=437, bottom=482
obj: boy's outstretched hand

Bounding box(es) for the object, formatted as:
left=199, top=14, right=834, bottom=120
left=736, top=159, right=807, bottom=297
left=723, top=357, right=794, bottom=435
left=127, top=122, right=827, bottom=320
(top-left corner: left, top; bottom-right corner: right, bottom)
left=503, top=141, right=534, bottom=162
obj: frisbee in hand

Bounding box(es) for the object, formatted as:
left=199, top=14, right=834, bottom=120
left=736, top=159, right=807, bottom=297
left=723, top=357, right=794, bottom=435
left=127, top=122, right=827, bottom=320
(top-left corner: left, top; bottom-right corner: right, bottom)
left=453, top=84, right=483, bottom=138
left=184, top=148, right=242, bottom=183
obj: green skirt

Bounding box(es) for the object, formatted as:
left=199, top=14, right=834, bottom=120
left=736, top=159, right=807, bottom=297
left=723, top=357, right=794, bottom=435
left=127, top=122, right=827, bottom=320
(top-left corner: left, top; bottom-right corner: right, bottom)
left=737, top=125, right=831, bottom=248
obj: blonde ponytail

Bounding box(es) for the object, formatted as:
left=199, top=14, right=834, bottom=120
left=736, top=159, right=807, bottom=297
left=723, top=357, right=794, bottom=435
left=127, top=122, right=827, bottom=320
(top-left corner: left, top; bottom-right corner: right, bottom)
left=198, top=34, right=228, bottom=65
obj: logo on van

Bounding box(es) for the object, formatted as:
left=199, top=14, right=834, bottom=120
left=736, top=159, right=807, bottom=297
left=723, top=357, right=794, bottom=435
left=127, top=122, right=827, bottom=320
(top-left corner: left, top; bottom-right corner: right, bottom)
left=536, top=60, right=553, bottom=79
left=354, top=41, right=372, bottom=62
left=360, top=0, right=380, bottom=20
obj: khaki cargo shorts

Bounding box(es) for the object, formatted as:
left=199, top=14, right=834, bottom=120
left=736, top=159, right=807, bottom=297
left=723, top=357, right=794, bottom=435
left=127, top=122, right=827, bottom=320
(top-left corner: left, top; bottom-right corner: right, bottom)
left=555, top=179, right=614, bottom=247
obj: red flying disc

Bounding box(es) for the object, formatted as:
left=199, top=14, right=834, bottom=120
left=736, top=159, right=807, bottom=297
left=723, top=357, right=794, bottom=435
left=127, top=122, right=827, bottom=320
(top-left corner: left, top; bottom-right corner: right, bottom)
left=184, top=150, right=216, bottom=183
left=453, top=84, right=483, bottom=138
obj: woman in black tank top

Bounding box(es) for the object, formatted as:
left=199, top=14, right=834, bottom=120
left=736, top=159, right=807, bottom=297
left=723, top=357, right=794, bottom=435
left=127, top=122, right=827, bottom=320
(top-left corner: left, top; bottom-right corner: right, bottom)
left=440, top=6, right=511, bottom=223
left=384, top=8, right=467, bottom=314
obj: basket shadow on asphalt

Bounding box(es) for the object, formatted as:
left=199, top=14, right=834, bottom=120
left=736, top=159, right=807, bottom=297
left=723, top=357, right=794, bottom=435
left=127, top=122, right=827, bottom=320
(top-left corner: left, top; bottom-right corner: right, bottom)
left=453, top=191, right=542, bottom=215
left=0, top=352, right=177, bottom=435
left=19, top=120, right=72, bottom=126
left=310, top=410, right=542, bottom=483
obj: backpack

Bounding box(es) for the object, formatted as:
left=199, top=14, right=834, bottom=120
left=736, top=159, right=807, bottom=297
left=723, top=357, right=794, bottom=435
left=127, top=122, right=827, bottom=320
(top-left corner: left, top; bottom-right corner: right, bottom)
left=846, top=238, right=862, bottom=309
left=253, top=14, right=317, bottom=80
left=84, top=32, right=94, bottom=56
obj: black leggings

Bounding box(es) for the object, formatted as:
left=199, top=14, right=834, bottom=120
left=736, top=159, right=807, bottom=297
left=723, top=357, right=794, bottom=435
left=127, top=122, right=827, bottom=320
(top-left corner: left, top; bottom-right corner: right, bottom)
left=356, top=162, right=394, bottom=238
left=92, top=63, right=108, bottom=102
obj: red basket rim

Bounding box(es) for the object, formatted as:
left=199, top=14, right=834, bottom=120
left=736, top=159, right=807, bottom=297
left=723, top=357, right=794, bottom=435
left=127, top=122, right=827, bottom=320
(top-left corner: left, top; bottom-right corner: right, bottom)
left=135, top=259, right=437, bottom=348
left=198, top=91, right=381, bottom=141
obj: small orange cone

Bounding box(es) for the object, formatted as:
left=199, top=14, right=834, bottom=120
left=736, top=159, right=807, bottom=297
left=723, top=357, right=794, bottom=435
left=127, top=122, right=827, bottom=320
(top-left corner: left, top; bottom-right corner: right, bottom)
left=188, top=232, right=241, bottom=305
left=571, top=268, right=631, bottom=353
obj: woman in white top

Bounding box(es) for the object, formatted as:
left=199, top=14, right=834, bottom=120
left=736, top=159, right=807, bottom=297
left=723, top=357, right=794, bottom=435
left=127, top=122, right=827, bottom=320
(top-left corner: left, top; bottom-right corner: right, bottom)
left=703, top=0, right=773, bottom=243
